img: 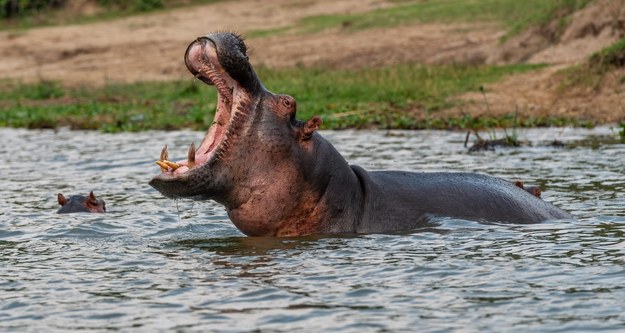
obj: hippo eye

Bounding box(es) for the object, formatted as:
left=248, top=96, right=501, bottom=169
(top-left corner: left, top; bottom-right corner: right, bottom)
left=281, top=95, right=295, bottom=109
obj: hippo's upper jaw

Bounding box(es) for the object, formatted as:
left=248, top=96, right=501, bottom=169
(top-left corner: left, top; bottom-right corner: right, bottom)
left=149, top=32, right=261, bottom=199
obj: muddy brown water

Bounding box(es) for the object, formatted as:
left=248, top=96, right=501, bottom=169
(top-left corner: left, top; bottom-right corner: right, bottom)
left=1, top=127, right=624, bottom=332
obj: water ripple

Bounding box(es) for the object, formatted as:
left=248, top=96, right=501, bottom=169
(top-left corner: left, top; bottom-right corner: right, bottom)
left=0, top=127, right=624, bottom=332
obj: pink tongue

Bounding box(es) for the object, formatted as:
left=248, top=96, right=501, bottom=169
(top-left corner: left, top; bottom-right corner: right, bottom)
left=172, top=153, right=210, bottom=175
left=173, top=166, right=189, bottom=176
left=195, top=154, right=209, bottom=165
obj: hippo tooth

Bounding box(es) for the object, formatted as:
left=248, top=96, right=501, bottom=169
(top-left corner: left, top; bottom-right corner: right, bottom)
left=196, top=62, right=232, bottom=104
left=164, top=160, right=181, bottom=170
left=160, top=145, right=169, bottom=162
left=188, top=142, right=196, bottom=169
left=155, top=161, right=169, bottom=172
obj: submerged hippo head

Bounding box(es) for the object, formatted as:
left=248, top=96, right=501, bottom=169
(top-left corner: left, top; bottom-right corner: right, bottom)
left=57, top=191, right=106, bottom=214
left=149, top=32, right=325, bottom=235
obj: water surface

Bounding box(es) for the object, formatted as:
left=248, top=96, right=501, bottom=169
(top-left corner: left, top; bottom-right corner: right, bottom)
left=1, top=127, right=624, bottom=332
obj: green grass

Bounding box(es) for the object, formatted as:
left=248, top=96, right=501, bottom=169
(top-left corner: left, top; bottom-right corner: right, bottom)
left=248, top=0, right=593, bottom=39
left=0, top=79, right=214, bottom=131
left=557, top=36, right=625, bottom=92
left=589, top=37, right=625, bottom=69
left=0, top=0, right=224, bottom=30
left=257, top=63, right=547, bottom=129
left=0, top=63, right=559, bottom=132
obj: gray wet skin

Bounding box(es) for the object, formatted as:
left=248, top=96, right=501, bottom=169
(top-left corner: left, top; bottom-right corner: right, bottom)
left=149, top=32, right=572, bottom=237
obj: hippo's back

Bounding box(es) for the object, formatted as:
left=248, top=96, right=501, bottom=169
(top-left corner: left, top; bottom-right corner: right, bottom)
left=352, top=168, right=572, bottom=232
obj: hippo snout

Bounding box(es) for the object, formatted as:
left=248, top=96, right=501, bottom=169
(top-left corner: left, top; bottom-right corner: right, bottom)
left=185, top=37, right=214, bottom=85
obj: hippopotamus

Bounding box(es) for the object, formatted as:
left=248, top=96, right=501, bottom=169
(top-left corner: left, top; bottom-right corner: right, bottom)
left=149, top=32, right=572, bottom=237
left=57, top=191, right=106, bottom=213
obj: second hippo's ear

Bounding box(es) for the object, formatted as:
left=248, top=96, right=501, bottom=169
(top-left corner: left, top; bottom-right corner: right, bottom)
left=57, top=193, right=67, bottom=206
left=302, top=116, right=322, bottom=140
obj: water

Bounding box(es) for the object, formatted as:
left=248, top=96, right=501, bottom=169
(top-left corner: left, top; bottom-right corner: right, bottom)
left=1, top=126, right=624, bottom=332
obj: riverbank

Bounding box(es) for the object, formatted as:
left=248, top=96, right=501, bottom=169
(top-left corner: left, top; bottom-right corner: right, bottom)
left=1, top=0, right=624, bottom=131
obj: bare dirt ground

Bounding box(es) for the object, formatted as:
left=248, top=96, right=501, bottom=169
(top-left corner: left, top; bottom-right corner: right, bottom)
left=451, top=0, right=625, bottom=124
left=1, top=0, right=624, bottom=123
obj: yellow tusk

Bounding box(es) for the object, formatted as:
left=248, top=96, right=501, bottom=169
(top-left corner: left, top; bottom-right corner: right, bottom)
left=163, top=160, right=181, bottom=170
left=155, top=161, right=169, bottom=172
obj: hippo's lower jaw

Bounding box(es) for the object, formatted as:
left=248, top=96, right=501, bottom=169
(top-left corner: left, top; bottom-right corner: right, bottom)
left=149, top=34, right=257, bottom=198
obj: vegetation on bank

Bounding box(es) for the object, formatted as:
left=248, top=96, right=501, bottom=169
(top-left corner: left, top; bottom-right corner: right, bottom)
left=0, top=0, right=616, bottom=132
left=557, top=36, right=625, bottom=92
left=0, top=0, right=222, bottom=29
left=1, top=0, right=594, bottom=34
left=0, top=63, right=583, bottom=132
left=590, top=37, right=625, bottom=68
left=249, top=0, right=593, bottom=39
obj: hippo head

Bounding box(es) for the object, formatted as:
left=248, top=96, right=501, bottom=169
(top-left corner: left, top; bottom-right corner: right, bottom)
left=149, top=32, right=324, bottom=234
left=57, top=191, right=106, bottom=214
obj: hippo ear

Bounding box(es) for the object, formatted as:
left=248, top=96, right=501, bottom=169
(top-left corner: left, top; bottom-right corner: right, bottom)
left=87, top=191, right=98, bottom=207
left=57, top=193, right=67, bottom=206
left=302, top=116, right=322, bottom=140
left=530, top=187, right=542, bottom=198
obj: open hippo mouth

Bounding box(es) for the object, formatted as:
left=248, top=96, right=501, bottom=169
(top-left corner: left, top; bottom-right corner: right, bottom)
left=149, top=32, right=260, bottom=197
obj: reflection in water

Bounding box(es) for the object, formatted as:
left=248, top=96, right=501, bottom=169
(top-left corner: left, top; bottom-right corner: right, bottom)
left=172, top=236, right=326, bottom=256
left=0, top=127, right=624, bottom=332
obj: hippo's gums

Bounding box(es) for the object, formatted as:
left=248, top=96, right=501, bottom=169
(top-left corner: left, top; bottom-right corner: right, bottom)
left=149, top=32, right=573, bottom=237
left=57, top=191, right=106, bottom=214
